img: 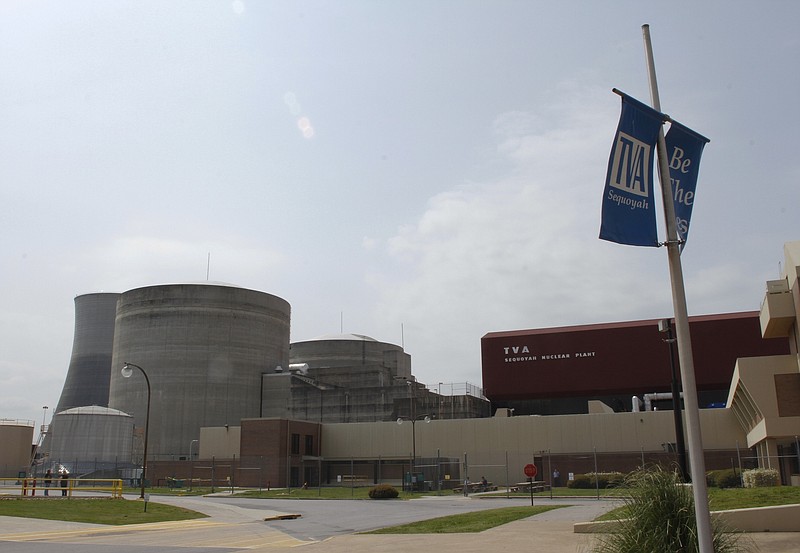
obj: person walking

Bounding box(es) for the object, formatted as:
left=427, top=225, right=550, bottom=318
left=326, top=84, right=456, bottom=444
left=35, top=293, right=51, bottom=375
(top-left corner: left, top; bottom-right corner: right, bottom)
left=44, top=469, right=53, bottom=496
left=553, top=468, right=561, bottom=487
left=60, top=471, right=69, bottom=497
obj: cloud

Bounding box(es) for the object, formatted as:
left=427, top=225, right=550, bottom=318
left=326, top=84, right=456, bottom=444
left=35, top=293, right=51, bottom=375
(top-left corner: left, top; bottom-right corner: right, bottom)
left=362, top=236, right=379, bottom=251
left=368, top=86, right=675, bottom=383
left=66, top=235, right=290, bottom=294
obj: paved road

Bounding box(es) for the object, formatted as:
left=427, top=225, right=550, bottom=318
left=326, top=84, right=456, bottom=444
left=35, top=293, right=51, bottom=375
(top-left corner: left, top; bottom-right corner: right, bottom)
left=193, top=494, right=616, bottom=541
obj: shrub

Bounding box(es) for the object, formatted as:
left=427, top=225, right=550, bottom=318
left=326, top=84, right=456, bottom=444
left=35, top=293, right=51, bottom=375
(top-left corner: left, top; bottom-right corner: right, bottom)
left=707, top=468, right=742, bottom=489
left=368, top=484, right=399, bottom=499
left=568, top=474, right=593, bottom=489
left=566, top=472, right=624, bottom=489
left=742, top=468, right=779, bottom=488
left=592, top=467, right=752, bottom=553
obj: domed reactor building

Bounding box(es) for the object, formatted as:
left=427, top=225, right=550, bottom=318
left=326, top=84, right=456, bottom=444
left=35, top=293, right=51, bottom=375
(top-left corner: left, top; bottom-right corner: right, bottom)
left=260, top=333, right=489, bottom=423
left=108, top=283, right=291, bottom=460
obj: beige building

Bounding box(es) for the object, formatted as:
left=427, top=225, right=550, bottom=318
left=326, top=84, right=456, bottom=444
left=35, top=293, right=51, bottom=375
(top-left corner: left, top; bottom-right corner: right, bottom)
left=155, top=241, right=800, bottom=490
left=729, top=240, right=800, bottom=483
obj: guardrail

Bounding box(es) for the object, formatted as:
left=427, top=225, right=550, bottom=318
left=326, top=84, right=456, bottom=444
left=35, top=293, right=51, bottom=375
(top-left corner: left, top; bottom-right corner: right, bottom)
left=0, top=478, right=123, bottom=499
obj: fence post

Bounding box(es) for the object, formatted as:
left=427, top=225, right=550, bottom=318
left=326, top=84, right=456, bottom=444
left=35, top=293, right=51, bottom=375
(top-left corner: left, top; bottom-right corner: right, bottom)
left=437, top=449, right=441, bottom=494
left=505, top=451, right=509, bottom=499
left=463, top=452, right=468, bottom=497
left=593, top=447, right=599, bottom=500
left=736, top=441, right=744, bottom=487
left=211, top=456, right=216, bottom=493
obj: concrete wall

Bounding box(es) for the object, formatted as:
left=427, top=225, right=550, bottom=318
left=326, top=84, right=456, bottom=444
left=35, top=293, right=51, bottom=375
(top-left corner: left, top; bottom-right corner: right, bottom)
left=320, top=408, right=746, bottom=486
left=199, top=425, right=241, bottom=460
left=164, top=408, right=746, bottom=489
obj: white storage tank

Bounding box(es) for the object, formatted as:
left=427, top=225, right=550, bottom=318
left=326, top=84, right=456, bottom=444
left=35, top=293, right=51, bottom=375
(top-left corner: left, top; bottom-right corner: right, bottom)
left=47, top=406, right=133, bottom=471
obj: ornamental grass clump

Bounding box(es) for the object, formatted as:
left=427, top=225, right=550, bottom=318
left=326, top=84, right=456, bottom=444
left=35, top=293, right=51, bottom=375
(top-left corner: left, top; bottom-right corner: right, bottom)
left=592, top=467, right=752, bottom=553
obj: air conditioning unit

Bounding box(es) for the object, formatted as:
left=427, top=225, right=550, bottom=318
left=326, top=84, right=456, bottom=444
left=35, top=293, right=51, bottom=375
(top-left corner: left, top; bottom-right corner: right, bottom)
left=766, top=279, right=789, bottom=294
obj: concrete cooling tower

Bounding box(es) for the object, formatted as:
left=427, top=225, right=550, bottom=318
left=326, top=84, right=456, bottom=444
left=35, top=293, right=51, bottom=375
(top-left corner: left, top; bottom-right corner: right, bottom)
left=108, top=283, right=290, bottom=459
left=53, top=293, right=120, bottom=414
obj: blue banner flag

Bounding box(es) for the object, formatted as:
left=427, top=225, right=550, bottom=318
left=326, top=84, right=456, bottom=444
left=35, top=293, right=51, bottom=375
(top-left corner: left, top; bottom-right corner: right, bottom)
left=600, top=91, right=665, bottom=247
left=665, top=121, right=710, bottom=249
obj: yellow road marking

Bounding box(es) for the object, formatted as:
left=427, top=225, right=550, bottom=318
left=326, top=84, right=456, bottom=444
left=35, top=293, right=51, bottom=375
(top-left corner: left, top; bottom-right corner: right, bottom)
left=0, top=519, right=226, bottom=541
left=1, top=519, right=312, bottom=549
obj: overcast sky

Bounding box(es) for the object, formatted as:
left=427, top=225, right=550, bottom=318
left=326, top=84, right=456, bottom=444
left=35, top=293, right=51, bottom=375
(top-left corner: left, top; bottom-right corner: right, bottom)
left=2, top=1, right=798, bottom=431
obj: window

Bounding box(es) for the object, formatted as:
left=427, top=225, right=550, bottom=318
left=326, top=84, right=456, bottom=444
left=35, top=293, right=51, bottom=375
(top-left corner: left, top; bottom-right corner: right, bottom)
left=291, top=433, right=300, bottom=455
left=305, top=434, right=314, bottom=455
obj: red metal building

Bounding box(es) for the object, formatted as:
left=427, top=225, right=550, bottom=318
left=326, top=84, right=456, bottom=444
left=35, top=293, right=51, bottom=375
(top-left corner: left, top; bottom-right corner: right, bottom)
left=481, top=312, right=790, bottom=414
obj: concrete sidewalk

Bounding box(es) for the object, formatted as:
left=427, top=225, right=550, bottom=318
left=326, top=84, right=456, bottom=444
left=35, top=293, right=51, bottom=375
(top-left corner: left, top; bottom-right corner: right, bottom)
left=296, top=500, right=800, bottom=553
left=299, top=518, right=799, bottom=553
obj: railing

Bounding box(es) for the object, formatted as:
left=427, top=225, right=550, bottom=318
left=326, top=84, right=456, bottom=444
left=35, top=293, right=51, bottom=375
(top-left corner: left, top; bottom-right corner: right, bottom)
left=0, top=418, right=35, bottom=427
left=430, top=382, right=486, bottom=399
left=0, top=477, right=123, bottom=498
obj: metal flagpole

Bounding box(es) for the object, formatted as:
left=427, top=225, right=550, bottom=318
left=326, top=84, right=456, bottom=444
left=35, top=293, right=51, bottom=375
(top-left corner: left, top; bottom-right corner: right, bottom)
left=641, top=24, right=714, bottom=553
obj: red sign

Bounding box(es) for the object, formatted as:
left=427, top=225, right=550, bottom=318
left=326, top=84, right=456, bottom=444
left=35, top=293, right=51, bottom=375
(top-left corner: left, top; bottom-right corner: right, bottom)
left=524, top=464, right=537, bottom=478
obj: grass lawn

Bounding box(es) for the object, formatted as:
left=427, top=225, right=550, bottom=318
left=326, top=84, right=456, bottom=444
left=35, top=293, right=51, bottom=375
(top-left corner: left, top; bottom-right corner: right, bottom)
left=595, top=485, right=800, bottom=522
left=0, top=498, right=207, bottom=525
left=482, top=487, right=628, bottom=498
left=363, top=505, right=566, bottom=534
left=708, top=486, right=800, bottom=510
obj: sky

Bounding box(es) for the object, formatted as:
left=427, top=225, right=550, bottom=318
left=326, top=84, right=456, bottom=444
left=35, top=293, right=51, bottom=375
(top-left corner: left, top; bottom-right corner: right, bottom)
left=2, top=1, right=798, bottom=431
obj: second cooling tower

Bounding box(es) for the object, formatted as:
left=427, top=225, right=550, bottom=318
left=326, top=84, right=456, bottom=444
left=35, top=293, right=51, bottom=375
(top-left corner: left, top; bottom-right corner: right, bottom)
left=108, top=283, right=290, bottom=459
left=54, top=292, right=120, bottom=414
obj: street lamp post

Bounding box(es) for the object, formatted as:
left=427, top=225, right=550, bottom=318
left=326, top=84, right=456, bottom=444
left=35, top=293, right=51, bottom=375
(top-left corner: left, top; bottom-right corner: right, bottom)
left=41, top=406, right=48, bottom=442
left=189, top=439, right=198, bottom=492
left=397, top=416, right=431, bottom=490
left=121, top=362, right=151, bottom=499
left=437, top=382, right=443, bottom=420
left=397, top=381, right=431, bottom=492
left=393, top=377, right=432, bottom=490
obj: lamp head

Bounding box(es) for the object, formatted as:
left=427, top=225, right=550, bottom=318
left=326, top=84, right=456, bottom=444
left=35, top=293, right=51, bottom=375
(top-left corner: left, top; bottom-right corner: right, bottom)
left=396, top=417, right=403, bottom=425
left=121, top=364, right=134, bottom=378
